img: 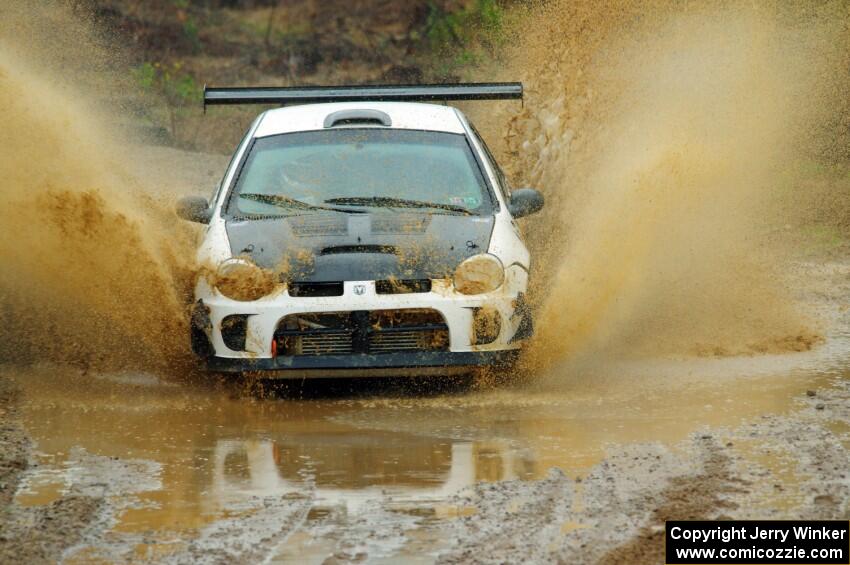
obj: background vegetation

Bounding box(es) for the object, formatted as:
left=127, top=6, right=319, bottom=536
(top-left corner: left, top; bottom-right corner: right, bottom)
left=89, top=0, right=513, bottom=151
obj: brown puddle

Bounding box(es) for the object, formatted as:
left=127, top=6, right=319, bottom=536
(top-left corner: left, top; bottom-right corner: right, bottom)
left=6, top=334, right=849, bottom=562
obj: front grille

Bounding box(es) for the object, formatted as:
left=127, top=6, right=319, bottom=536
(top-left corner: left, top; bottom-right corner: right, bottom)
left=375, top=279, right=432, bottom=294
left=369, top=329, right=447, bottom=353
left=288, top=282, right=344, bottom=297
left=275, top=309, right=448, bottom=356
left=300, top=330, right=354, bottom=355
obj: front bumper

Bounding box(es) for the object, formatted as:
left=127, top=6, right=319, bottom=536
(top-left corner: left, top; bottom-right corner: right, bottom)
left=193, top=277, right=531, bottom=376
left=207, top=349, right=520, bottom=378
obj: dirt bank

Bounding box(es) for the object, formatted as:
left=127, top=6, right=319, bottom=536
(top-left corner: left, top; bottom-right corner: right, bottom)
left=0, top=378, right=105, bottom=564
left=0, top=378, right=28, bottom=509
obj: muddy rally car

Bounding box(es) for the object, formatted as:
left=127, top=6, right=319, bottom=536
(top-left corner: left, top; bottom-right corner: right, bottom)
left=177, top=83, right=543, bottom=378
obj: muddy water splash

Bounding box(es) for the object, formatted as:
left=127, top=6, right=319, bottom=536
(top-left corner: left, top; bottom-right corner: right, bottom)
left=2, top=1, right=847, bottom=377
left=474, top=1, right=849, bottom=370
left=0, top=49, right=195, bottom=371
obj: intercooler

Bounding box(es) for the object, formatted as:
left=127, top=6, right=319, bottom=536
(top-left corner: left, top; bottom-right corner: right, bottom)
left=274, top=309, right=449, bottom=356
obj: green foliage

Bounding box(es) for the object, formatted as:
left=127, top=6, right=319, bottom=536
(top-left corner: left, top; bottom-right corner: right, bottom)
left=423, top=0, right=505, bottom=77
left=425, top=0, right=503, bottom=50
left=240, top=18, right=310, bottom=44
left=171, top=0, right=200, bottom=52
left=478, top=0, right=503, bottom=29
left=134, top=61, right=202, bottom=108
left=272, top=22, right=312, bottom=44
left=135, top=61, right=157, bottom=91
left=134, top=61, right=204, bottom=144
left=183, top=18, right=200, bottom=50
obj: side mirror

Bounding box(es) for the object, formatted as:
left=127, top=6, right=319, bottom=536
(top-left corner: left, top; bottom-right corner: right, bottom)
left=508, top=188, right=545, bottom=218
left=176, top=195, right=212, bottom=224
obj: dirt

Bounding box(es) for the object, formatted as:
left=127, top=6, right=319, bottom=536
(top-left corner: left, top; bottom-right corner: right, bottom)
left=0, top=378, right=105, bottom=564
left=599, top=441, right=745, bottom=564
left=0, top=257, right=848, bottom=563
left=0, top=379, right=28, bottom=509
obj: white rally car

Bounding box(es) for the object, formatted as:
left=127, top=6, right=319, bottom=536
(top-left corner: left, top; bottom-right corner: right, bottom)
left=177, top=83, right=543, bottom=378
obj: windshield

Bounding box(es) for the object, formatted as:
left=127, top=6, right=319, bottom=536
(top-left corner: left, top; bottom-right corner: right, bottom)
left=226, top=129, right=494, bottom=217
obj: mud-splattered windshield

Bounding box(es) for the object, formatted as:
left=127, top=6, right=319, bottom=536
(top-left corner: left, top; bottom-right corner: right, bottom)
left=227, top=129, right=494, bottom=217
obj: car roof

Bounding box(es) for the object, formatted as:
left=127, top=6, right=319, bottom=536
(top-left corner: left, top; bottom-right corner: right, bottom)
left=253, top=101, right=468, bottom=137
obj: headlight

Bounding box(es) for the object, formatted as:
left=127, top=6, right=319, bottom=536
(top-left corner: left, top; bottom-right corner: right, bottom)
left=453, top=254, right=505, bottom=295
left=214, top=258, right=276, bottom=301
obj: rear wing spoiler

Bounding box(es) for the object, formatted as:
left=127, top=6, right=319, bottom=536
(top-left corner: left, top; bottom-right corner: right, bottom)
left=203, top=82, right=522, bottom=111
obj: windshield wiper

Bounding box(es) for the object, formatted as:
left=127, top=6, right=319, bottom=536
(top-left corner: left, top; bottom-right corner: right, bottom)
left=323, top=196, right=473, bottom=215
left=239, top=193, right=363, bottom=214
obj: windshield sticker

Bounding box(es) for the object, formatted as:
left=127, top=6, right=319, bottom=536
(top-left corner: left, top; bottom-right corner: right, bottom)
left=450, top=196, right=481, bottom=207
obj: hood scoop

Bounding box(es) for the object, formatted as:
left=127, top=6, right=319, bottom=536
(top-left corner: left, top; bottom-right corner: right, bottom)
left=320, top=244, right=397, bottom=255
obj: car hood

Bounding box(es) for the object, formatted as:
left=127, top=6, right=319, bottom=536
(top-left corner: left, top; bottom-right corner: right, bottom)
left=225, top=212, right=495, bottom=282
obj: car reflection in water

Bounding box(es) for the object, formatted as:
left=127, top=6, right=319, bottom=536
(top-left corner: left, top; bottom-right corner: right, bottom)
left=208, top=434, right=534, bottom=514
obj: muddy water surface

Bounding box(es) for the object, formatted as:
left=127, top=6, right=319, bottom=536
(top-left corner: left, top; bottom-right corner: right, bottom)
left=7, top=331, right=849, bottom=562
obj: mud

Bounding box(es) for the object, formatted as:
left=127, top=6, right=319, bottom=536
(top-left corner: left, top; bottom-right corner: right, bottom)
left=0, top=2, right=230, bottom=374
left=0, top=257, right=846, bottom=563
left=0, top=53, right=194, bottom=372
left=1, top=1, right=850, bottom=563
left=0, top=379, right=28, bottom=510
left=470, top=0, right=850, bottom=370
left=2, top=1, right=845, bottom=377
left=0, top=378, right=105, bottom=564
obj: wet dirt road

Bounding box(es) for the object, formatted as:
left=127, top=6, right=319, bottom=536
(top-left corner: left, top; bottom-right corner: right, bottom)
left=2, top=2, right=849, bottom=561
left=3, top=272, right=849, bottom=563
